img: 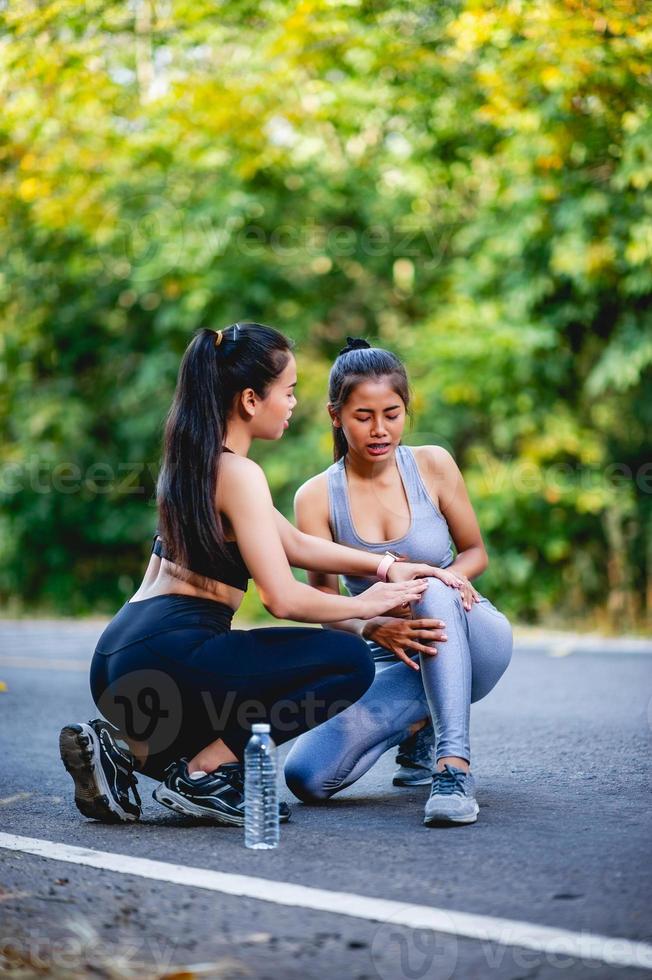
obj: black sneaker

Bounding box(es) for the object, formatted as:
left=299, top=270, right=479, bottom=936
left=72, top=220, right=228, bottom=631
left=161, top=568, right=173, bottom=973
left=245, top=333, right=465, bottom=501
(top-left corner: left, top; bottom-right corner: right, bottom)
left=153, top=759, right=291, bottom=826
left=59, top=719, right=141, bottom=823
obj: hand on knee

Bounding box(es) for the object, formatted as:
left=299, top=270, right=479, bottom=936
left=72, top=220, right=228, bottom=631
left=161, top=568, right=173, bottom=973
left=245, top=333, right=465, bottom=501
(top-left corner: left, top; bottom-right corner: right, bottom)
left=415, top=577, right=464, bottom=616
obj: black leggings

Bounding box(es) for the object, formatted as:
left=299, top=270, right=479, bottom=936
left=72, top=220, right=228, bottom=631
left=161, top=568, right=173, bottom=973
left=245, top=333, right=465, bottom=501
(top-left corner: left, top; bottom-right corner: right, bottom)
left=89, top=594, right=374, bottom=781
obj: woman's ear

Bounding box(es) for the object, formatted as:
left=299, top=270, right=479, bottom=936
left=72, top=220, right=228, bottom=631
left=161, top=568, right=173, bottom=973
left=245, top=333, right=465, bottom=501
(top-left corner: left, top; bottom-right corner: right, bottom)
left=239, top=388, right=258, bottom=419
left=327, top=402, right=341, bottom=428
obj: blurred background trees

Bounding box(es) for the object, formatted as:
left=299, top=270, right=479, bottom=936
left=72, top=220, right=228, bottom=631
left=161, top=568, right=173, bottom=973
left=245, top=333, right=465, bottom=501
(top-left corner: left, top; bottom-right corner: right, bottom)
left=1, top=0, right=650, bottom=630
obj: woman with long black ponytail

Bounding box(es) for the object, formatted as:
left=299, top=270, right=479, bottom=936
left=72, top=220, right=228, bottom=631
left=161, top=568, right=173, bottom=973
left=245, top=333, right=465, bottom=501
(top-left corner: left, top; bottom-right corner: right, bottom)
left=59, top=323, right=439, bottom=826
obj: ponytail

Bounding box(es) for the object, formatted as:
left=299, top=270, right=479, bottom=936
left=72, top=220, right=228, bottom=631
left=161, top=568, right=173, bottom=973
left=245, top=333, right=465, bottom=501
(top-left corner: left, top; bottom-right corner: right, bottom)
left=157, top=323, right=292, bottom=572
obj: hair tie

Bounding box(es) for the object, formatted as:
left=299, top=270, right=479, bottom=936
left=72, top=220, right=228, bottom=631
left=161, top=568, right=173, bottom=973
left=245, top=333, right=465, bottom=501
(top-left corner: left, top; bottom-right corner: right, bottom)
left=233, top=322, right=241, bottom=341
left=338, top=336, right=371, bottom=356
left=214, top=330, right=223, bottom=347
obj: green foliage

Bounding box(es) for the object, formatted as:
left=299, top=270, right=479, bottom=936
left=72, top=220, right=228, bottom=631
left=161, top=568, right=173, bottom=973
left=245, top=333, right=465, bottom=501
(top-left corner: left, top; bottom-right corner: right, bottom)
left=0, top=0, right=650, bottom=628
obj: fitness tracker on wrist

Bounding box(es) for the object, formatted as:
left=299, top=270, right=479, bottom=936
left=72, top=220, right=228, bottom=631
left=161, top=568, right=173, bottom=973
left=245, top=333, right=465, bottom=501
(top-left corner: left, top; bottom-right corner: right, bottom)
left=376, top=551, right=398, bottom=582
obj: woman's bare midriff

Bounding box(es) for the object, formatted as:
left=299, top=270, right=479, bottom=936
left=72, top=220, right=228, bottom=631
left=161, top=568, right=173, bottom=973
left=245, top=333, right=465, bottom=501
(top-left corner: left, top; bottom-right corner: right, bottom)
left=128, top=553, right=243, bottom=611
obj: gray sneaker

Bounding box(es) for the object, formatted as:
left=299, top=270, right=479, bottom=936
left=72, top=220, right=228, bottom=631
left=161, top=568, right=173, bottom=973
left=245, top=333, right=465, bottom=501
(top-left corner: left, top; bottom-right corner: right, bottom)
left=393, top=721, right=436, bottom=787
left=423, top=764, right=479, bottom=826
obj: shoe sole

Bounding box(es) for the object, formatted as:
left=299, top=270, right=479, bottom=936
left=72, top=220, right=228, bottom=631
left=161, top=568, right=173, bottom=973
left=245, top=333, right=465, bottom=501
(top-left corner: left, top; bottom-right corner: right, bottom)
left=423, top=802, right=480, bottom=827
left=152, top=785, right=245, bottom=826
left=59, top=723, right=139, bottom=824
left=152, top=786, right=291, bottom=826
left=393, top=774, right=433, bottom=787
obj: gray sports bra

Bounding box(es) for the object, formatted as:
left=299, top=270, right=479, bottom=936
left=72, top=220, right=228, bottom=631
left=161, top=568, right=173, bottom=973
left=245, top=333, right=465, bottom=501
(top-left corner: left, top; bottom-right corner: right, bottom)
left=327, top=444, right=454, bottom=598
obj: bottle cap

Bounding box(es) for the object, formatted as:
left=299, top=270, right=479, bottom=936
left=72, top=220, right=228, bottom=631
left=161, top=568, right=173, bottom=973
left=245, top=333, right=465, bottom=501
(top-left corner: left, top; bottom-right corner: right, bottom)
left=251, top=723, right=270, bottom=733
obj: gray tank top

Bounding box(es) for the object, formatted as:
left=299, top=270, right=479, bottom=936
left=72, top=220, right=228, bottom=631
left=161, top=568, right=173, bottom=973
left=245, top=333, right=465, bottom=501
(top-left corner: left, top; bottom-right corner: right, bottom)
left=327, top=444, right=455, bottom=601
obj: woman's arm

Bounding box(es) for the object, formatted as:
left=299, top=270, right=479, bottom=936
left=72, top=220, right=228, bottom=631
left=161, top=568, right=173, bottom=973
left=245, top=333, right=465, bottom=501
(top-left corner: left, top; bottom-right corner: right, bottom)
left=273, top=505, right=381, bottom=578
left=292, top=476, right=368, bottom=636
left=219, top=455, right=427, bottom=623
left=294, top=474, right=447, bottom=670
left=420, top=446, right=488, bottom=580
left=276, top=475, right=443, bottom=585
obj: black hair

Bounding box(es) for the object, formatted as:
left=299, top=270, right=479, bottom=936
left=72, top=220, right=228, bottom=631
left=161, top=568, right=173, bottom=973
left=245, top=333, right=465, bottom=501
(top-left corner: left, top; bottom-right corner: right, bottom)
left=157, top=322, right=293, bottom=572
left=328, top=337, right=410, bottom=461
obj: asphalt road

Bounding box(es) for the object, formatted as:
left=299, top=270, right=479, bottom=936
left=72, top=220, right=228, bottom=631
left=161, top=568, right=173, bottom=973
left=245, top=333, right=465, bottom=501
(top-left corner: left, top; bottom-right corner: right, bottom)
left=0, top=619, right=651, bottom=980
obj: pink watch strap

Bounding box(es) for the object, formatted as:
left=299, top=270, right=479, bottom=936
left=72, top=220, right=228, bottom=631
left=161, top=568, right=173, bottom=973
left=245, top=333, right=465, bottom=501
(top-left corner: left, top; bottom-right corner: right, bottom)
left=376, top=552, right=397, bottom=582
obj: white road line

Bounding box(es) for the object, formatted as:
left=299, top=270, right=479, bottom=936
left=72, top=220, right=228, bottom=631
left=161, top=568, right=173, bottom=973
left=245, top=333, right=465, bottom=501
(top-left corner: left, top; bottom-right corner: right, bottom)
left=1, top=833, right=650, bottom=971
left=0, top=655, right=88, bottom=672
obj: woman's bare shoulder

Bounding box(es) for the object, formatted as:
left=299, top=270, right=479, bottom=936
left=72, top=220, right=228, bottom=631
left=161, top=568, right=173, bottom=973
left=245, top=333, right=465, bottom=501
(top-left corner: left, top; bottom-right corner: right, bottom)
left=217, top=452, right=268, bottom=497
left=294, top=469, right=330, bottom=513
left=219, top=452, right=264, bottom=476
left=411, top=444, right=458, bottom=475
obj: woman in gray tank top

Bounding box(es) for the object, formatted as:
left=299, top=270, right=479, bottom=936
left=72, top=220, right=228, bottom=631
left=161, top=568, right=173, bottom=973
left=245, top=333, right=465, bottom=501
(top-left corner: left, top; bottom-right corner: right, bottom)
left=284, top=339, right=513, bottom=826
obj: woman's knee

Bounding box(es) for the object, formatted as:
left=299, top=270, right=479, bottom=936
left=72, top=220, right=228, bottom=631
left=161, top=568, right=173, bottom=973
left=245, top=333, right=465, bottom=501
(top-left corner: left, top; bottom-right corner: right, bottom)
left=489, top=613, right=514, bottom=672
left=498, top=622, right=514, bottom=676
left=416, top=577, right=465, bottom=616
left=470, top=620, right=514, bottom=702
left=284, top=754, right=332, bottom=803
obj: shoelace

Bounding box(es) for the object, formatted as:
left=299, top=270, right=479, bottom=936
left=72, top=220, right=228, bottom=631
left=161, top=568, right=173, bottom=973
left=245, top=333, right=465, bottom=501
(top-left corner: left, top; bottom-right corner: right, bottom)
left=430, top=765, right=469, bottom=797
left=220, top=764, right=245, bottom=794
left=98, top=725, right=142, bottom=808
left=185, top=763, right=245, bottom=795
left=412, top=723, right=434, bottom=749
left=127, top=772, right=142, bottom=808
left=396, top=724, right=435, bottom=768
left=116, top=758, right=142, bottom=807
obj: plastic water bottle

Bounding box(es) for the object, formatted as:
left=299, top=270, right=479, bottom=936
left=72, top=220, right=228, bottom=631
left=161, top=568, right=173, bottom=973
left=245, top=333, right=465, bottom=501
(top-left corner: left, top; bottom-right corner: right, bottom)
left=244, top=723, right=279, bottom=849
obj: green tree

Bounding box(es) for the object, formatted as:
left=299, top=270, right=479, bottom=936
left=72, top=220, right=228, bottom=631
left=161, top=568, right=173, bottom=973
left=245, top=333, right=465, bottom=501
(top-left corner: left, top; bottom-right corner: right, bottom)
left=0, top=0, right=649, bottom=629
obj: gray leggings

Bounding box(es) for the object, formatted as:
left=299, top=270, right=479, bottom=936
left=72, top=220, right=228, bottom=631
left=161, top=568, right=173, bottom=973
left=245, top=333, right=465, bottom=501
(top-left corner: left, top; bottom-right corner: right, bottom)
left=284, top=578, right=513, bottom=802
